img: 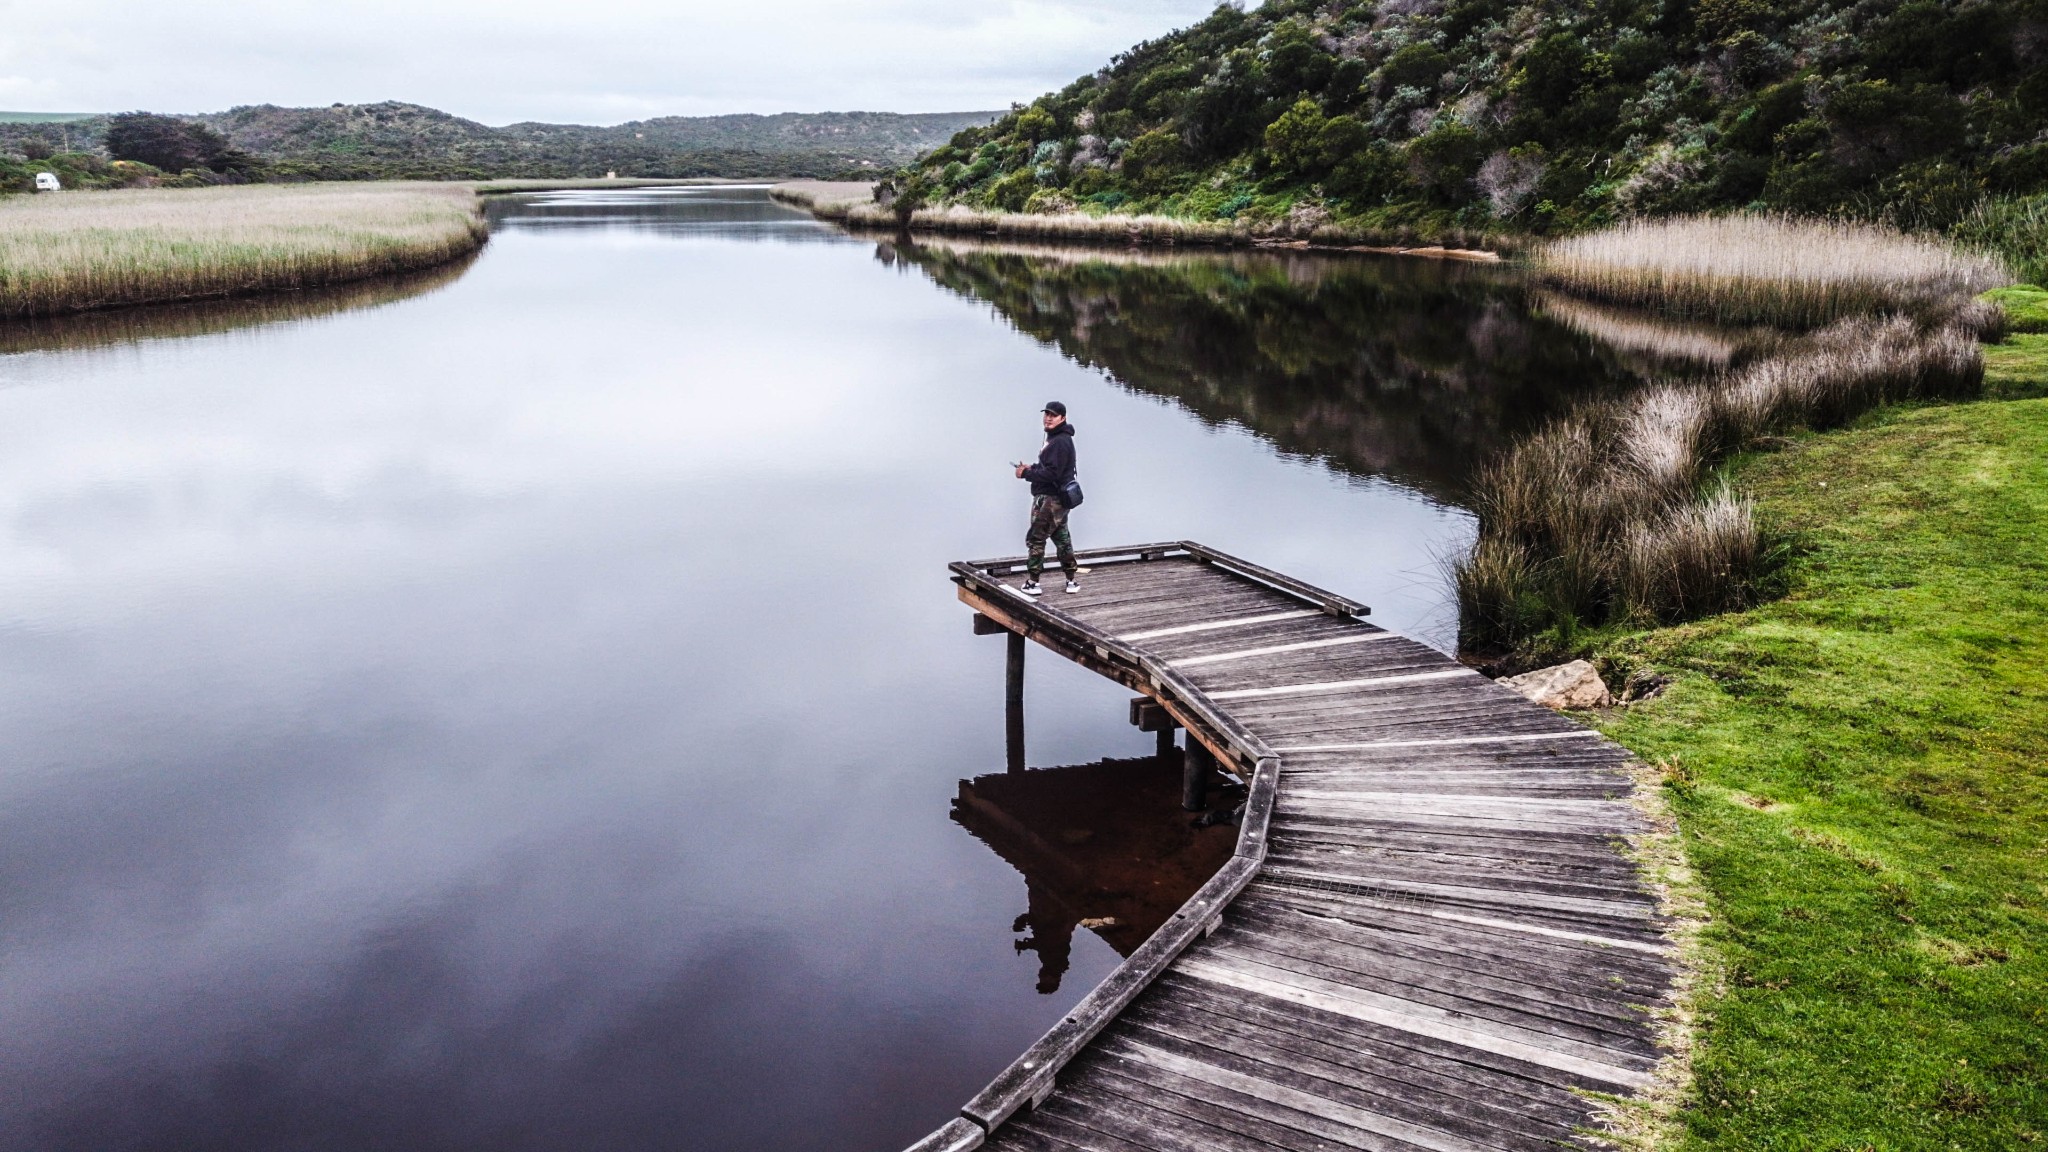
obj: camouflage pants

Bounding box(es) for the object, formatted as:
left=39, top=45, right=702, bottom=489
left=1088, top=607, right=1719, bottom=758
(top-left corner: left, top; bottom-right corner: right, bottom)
left=1025, top=495, right=1076, bottom=580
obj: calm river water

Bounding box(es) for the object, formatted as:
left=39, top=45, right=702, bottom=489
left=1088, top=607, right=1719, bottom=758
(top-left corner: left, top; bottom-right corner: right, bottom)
left=0, top=187, right=1643, bottom=1151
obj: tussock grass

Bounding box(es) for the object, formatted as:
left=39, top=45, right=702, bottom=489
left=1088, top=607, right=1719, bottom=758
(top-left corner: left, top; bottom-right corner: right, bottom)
left=0, top=183, right=487, bottom=318
left=1457, top=316, right=1985, bottom=659
left=1535, top=215, right=2010, bottom=330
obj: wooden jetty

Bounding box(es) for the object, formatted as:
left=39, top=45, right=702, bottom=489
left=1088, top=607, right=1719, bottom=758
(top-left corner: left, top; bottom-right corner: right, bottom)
left=911, top=542, right=1676, bottom=1152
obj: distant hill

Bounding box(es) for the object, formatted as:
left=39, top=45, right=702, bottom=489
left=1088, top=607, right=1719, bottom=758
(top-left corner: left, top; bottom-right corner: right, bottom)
left=890, top=0, right=2048, bottom=238
left=0, top=102, right=1000, bottom=181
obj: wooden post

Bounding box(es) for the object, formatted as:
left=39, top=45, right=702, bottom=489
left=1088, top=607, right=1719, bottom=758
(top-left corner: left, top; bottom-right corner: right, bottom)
left=1006, top=631, right=1026, bottom=774
left=1183, top=740, right=1212, bottom=811
left=1156, top=726, right=1176, bottom=762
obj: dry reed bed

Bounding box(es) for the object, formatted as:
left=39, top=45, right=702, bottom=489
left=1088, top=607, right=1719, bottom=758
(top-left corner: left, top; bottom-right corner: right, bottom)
left=0, top=183, right=488, bottom=318
left=1534, top=214, right=2010, bottom=329
left=1457, top=313, right=1983, bottom=656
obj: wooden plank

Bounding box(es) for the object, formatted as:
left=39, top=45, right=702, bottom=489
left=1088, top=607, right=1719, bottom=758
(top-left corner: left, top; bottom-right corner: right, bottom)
left=1024, top=1080, right=1300, bottom=1152
left=1208, top=931, right=1660, bottom=1052
left=1114, top=1011, right=1578, bottom=1150
left=1058, top=1066, right=1360, bottom=1152
left=1007, top=1105, right=1195, bottom=1152
left=1210, top=670, right=1474, bottom=701
left=1121, top=609, right=1323, bottom=641
left=1249, top=877, right=1674, bottom=957
left=1273, top=731, right=1603, bottom=753
left=1261, top=847, right=1658, bottom=905
left=1078, top=1048, right=1442, bottom=1152
left=1135, top=618, right=1379, bottom=658
left=1174, top=955, right=1655, bottom=1090
left=1104, top=1037, right=1487, bottom=1152
left=983, top=1124, right=1087, bottom=1152
left=1243, top=888, right=1671, bottom=974
left=1225, top=903, right=1671, bottom=1013
left=1076, top=591, right=1304, bottom=633
left=1136, top=973, right=1602, bottom=1113
left=1171, top=633, right=1398, bottom=668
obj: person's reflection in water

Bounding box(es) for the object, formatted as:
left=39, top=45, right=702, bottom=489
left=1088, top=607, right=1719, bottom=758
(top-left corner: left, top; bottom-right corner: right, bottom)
left=953, top=755, right=1239, bottom=995
left=1012, top=884, right=1080, bottom=994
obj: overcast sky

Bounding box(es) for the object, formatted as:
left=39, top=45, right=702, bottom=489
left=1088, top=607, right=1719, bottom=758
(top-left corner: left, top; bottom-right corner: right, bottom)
left=0, top=0, right=1223, bottom=125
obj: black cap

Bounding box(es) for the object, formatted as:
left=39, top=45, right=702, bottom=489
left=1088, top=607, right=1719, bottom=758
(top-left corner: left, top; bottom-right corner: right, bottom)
left=1042, top=400, right=1067, bottom=416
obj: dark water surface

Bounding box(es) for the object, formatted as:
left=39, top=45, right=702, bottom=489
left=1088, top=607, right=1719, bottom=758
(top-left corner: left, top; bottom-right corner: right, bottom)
left=0, top=187, right=1639, bottom=1151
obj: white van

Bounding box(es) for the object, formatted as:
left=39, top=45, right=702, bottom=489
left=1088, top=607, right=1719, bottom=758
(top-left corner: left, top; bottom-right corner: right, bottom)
left=33, top=172, right=61, bottom=192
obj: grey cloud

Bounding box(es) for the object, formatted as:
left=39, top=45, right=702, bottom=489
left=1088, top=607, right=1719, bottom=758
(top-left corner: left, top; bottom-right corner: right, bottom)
left=0, top=0, right=1221, bottom=123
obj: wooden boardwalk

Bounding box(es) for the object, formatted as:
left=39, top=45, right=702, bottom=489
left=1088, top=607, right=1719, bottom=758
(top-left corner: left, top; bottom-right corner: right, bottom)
left=911, top=543, right=1675, bottom=1152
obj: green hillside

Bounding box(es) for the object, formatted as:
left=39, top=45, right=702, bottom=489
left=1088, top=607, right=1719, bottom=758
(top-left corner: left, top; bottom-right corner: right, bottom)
left=888, top=0, right=2048, bottom=240
left=0, top=103, right=999, bottom=185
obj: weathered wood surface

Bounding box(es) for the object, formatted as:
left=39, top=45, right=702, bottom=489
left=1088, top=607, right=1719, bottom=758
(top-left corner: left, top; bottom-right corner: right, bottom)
left=924, top=544, right=1675, bottom=1152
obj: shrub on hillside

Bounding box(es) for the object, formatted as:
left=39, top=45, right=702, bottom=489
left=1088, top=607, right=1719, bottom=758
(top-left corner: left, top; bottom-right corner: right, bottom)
left=105, top=112, right=256, bottom=176
left=880, top=0, right=2048, bottom=237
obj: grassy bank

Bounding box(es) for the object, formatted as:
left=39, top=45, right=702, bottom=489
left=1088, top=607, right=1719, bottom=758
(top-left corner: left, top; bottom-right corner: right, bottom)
left=0, top=182, right=486, bottom=318
left=1590, top=362, right=2047, bottom=1147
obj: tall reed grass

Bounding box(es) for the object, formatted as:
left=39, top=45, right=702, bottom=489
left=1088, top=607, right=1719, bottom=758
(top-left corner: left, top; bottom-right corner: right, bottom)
left=766, top=181, right=878, bottom=218
left=1456, top=314, right=1984, bottom=659
left=0, top=183, right=487, bottom=318
left=1534, top=214, right=2010, bottom=329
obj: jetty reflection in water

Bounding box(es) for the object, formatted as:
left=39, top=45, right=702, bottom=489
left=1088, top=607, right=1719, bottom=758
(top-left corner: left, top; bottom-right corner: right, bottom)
left=953, top=754, right=1237, bottom=995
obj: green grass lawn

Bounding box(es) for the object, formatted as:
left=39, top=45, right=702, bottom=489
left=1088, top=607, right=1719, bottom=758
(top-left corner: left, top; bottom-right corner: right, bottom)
left=1593, top=340, right=2048, bottom=1148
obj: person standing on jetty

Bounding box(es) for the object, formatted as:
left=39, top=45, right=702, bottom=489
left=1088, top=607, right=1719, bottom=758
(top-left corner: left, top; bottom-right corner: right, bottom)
left=1014, top=401, right=1081, bottom=596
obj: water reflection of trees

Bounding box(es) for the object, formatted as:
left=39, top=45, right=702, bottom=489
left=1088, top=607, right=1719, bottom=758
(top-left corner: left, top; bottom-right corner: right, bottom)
left=887, top=239, right=1648, bottom=502
left=952, top=756, right=1237, bottom=995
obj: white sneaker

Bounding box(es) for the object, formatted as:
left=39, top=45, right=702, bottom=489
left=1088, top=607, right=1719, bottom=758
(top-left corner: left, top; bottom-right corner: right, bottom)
left=1064, top=580, right=1081, bottom=594
left=1019, top=580, right=1043, bottom=596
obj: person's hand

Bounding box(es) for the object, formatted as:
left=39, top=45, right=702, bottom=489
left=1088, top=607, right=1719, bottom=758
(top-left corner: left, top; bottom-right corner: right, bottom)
left=1013, top=463, right=1027, bottom=478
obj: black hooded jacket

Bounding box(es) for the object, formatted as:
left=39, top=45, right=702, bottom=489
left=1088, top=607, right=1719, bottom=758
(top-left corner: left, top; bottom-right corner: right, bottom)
left=1021, top=422, right=1076, bottom=500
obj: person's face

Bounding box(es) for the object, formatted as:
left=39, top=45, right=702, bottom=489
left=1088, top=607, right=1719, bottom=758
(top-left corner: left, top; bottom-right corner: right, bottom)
left=1042, top=411, right=1062, bottom=430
